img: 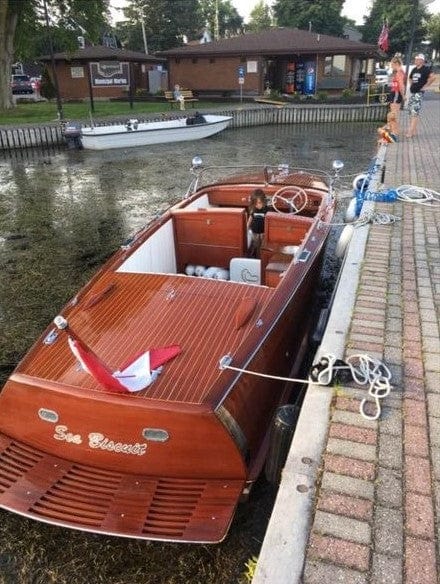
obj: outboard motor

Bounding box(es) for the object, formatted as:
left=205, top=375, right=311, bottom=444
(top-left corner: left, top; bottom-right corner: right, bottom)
left=126, top=119, right=139, bottom=131
left=63, top=122, right=83, bottom=150
left=186, top=112, right=206, bottom=125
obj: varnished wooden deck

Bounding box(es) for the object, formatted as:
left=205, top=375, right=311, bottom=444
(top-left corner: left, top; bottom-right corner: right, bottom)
left=20, top=273, right=274, bottom=405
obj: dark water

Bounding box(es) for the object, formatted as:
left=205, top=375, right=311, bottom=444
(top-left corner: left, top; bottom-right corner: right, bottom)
left=0, top=121, right=379, bottom=584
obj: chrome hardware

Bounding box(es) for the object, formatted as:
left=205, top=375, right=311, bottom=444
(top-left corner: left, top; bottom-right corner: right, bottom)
left=38, top=408, right=59, bottom=423
left=43, top=328, right=59, bottom=345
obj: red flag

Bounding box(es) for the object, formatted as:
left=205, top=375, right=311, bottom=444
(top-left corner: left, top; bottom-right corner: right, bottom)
left=68, top=335, right=128, bottom=393
left=54, top=316, right=180, bottom=394
left=378, top=21, right=389, bottom=52
left=68, top=335, right=181, bottom=393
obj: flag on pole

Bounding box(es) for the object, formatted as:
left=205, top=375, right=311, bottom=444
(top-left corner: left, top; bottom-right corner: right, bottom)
left=68, top=335, right=129, bottom=393
left=54, top=316, right=181, bottom=394
left=378, top=21, right=389, bottom=52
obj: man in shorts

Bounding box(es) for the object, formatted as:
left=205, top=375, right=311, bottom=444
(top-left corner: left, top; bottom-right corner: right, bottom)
left=406, top=54, right=435, bottom=138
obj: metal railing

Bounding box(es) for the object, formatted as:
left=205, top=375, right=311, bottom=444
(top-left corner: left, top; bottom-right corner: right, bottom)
left=365, top=83, right=388, bottom=106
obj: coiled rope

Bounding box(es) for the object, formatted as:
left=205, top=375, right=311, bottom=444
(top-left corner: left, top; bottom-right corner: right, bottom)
left=333, top=184, right=439, bottom=229
left=219, top=353, right=392, bottom=420
left=356, top=210, right=402, bottom=226
left=395, top=185, right=440, bottom=206
left=310, top=354, right=392, bottom=421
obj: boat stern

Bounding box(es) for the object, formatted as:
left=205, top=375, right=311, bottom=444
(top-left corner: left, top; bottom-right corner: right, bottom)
left=0, top=375, right=246, bottom=543
left=0, top=433, right=244, bottom=542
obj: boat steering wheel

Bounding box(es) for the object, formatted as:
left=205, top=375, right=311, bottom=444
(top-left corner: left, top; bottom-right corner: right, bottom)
left=271, top=186, right=308, bottom=214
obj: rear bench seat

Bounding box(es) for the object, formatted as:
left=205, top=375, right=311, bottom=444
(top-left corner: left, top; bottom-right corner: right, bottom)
left=172, top=207, right=247, bottom=272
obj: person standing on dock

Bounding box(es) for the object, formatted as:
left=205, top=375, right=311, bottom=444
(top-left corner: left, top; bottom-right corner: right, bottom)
left=406, top=54, right=435, bottom=138
left=386, top=56, right=406, bottom=139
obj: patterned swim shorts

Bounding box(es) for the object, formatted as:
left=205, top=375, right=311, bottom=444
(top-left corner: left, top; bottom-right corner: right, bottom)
left=408, top=92, right=423, bottom=116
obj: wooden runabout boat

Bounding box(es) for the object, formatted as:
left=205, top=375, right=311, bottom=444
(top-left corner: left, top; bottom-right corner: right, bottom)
left=0, top=158, right=342, bottom=543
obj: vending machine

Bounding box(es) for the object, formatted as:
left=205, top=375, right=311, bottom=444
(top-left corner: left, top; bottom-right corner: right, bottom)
left=284, top=62, right=295, bottom=94
left=295, top=62, right=305, bottom=94
left=304, top=60, right=316, bottom=95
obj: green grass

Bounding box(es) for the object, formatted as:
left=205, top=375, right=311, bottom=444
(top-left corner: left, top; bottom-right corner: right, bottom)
left=0, top=99, right=233, bottom=125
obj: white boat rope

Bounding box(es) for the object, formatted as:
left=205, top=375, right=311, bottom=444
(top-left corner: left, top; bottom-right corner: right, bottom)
left=395, top=185, right=440, bottom=206
left=219, top=353, right=392, bottom=421
left=311, top=354, right=392, bottom=421
left=356, top=210, right=402, bottom=226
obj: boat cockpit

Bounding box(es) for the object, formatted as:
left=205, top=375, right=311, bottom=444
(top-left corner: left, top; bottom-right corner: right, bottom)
left=116, top=171, right=332, bottom=289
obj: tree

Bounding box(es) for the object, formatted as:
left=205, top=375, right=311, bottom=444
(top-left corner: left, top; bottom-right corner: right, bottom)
left=119, top=0, right=204, bottom=52
left=40, top=65, right=56, bottom=100
left=425, top=13, right=440, bottom=58
left=198, top=0, right=243, bottom=40
left=361, top=0, right=430, bottom=57
left=272, top=0, right=346, bottom=36
left=247, top=1, right=273, bottom=33
left=0, top=0, right=109, bottom=111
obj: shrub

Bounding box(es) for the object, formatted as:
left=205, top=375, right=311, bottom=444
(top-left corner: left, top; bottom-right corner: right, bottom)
left=316, top=90, right=328, bottom=101
left=40, top=66, right=56, bottom=101
left=269, top=89, right=283, bottom=100
left=342, top=88, right=355, bottom=99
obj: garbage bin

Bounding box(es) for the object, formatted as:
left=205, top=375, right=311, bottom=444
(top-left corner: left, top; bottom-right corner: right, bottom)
left=265, top=404, right=300, bottom=484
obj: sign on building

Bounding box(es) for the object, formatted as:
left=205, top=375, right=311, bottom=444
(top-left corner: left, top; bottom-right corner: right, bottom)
left=71, top=67, right=85, bottom=78
left=89, top=61, right=129, bottom=87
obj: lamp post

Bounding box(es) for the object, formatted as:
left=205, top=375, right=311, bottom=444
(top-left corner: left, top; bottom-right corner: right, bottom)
left=42, top=0, right=64, bottom=121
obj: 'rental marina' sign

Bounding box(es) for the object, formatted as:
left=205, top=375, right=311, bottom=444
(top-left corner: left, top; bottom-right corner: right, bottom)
left=90, top=61, right=129, bottom=87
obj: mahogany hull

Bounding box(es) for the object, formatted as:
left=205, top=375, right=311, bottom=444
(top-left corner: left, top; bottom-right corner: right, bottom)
left=0, top=165, right=335, bottom=542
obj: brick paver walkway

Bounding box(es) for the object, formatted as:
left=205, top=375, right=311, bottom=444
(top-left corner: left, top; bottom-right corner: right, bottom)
left=302, top=94, right=440, bottom=582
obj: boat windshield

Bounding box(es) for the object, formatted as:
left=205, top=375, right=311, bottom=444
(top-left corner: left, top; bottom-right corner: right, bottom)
left=193, top=164, right=331, bottom=190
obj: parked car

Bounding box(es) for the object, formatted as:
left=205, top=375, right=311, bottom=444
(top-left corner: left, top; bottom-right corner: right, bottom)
left=374, top=68, right=389, bottom=86
left=11, top=74, right=33, bottom=95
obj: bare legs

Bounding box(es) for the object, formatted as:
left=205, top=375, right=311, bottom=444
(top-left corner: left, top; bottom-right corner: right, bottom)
left=406, top=93, right=423, bottom=138
left=388, top=103, right=401, bottom=136
left=406, top=115, right=419, bottom=138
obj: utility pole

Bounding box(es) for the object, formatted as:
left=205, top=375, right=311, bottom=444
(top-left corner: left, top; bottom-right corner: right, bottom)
left=140, top=13, right=148, bottom=54
left=214, top=0, right=219, bottom=41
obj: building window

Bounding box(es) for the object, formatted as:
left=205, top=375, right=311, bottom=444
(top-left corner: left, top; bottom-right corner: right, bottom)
left=175, top=58, right=180, bottom=64
left=209, top=57, right=215, bottom=64
left=324, top=55, right=346, bottom=76
left=192, top=58, right=198, bottom=64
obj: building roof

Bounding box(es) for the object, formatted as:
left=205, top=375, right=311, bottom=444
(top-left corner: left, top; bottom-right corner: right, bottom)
left=39, top=46, right=165, bottom=63
left=159, top=27, right=378, bottom=57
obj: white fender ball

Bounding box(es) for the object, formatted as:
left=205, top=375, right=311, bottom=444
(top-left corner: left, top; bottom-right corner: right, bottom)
left=212, top=268, right=229, bottom=280
left=345, top=197, right=358, bottom=223
left=194, top=265, right=206, bottom=277
left=335, top=224, right=354, bottom=259
left=203, top=266, right=217, bottom=278
left=352, top=173, right=369, bottom=192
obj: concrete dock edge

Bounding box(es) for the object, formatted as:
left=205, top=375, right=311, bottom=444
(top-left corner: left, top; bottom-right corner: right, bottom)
left=252, top=147, right=386, bottom=583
